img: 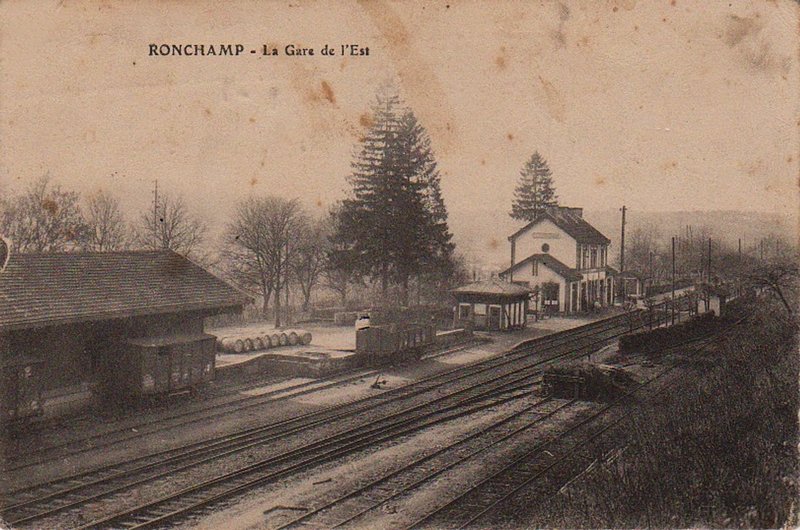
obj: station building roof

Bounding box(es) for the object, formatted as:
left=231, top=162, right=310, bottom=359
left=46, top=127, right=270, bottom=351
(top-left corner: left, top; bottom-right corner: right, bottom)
left=0, top=250, right=250, bottom=332
left=499, top=254, right=582, bottom=282
left=508, top=206, right=611, bottom=246
left=452, top=279, right=531, bottom=298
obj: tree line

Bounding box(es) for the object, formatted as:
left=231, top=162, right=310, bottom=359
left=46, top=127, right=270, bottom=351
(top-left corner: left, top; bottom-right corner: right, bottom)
left=0, top=174, right=207, bottom=257
left=0, top=88, right=468, bottom=325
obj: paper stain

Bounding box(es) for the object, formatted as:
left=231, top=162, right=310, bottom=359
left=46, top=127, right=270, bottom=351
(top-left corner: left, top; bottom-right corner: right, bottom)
left=359, top=112, right=375, bottom=128
left=537, top=75, right=566, bottom=123
left=321, top=81, right=336, bottom=105
left=356, top=0, right=457, bottom=153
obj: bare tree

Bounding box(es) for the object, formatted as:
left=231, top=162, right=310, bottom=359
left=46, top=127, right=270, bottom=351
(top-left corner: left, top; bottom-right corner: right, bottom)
left=224, top=196, right=304, bottom=327
left=266, top=198, right=304, bottom=327
left=292, top=215, right=328, bottom=312
left=0, top=174, right=90, bottom=252
left=224, top=198, right=275, bottom=316
left=132, top=192, right=206, bottom=257
left=746, top=258, right=799, bottom=314
left=85, top=189, right=128, bottom=251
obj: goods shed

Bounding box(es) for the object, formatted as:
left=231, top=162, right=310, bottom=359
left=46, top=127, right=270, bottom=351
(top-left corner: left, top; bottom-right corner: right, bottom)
left=452, top=280, right=531, bottom=331
left=0, top=250, right=249, bottom=418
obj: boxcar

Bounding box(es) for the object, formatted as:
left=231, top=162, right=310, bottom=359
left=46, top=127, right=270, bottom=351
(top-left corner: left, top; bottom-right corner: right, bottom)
left=0, top=355, right=44, bottom=423
left=108, top=334, right=217, bottom=397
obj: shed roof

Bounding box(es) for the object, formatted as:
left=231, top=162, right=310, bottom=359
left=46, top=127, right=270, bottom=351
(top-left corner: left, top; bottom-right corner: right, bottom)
left=452, top=279, right=531, bottom=297
left=499, top=254, right=582, bottom=282
left=509, top=207, right=610, bottom=246
left=0, top=250, right=250, bottom=332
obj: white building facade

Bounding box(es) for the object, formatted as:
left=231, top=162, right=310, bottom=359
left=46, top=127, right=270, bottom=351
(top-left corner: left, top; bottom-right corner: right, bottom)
left=499, top=207, right=616, bottom=313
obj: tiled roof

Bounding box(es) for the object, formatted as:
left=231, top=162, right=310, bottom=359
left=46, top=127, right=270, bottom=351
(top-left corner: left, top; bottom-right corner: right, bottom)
left=499, top=254, right=582, bottom=282
left=0, top=250, right=250, bottom=332
left=509, top=207, right=610, bottom=245
left=452, top=279, right=531, bottom=297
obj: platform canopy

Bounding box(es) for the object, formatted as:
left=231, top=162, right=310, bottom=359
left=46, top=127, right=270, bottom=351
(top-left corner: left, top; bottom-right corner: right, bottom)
left=451, top=279, right=531, bottom=299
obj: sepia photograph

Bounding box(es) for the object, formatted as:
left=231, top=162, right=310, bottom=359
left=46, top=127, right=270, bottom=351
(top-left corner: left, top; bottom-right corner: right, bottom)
left=0, top=1, right=798, bottom=528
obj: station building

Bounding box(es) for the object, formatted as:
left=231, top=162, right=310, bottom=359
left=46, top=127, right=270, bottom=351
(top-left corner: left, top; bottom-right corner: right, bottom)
left=0, top=250, right=249, bottom=418
left=499, top=206, right=616, bottom=313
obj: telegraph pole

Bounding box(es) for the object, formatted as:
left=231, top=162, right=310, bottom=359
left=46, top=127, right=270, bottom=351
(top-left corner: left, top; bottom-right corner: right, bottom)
left=152, top=180, right=159, bottom=250
left=707, top=238, right=712, bottom=283
left=619, top=205, right=626, bottom=303
left=671, top=236, right=676, bottom=325
left=619, top=205, right=626, bottom=273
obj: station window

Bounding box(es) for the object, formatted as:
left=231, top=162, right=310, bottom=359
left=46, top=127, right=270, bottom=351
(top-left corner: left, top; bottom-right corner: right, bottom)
left=474, top=303, right=487, bottom=316
left=459, top=304, right=471, bottom=319
left=531, top=260, right=538, bottom=276
left=591, top=247, right=598, bottom=268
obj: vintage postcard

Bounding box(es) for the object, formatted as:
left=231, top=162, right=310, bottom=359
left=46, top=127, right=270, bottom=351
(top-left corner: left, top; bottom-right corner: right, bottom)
left=0, top=1, right=797, bottom=529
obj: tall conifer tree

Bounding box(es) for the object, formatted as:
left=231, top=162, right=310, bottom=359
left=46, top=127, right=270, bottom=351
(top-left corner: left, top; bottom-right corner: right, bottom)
left=510, top=151, right=558, bottom=222
left=330, top=87, right=454, bottom=303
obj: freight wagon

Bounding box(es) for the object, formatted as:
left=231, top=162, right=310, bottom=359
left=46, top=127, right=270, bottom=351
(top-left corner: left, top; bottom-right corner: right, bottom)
left=355, top=323, right=435, bottom=365
left=98, top=334, right=217, bottom=398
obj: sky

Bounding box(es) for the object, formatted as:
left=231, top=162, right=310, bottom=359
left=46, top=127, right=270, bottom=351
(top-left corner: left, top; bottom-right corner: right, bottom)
left=1, top=0, right=797, bottom=262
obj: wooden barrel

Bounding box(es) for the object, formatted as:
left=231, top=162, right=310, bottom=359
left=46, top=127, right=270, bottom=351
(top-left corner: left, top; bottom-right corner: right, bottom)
left=278, top=332, right=288, bottom=346
left=243, top=338, right=254, bottom=351
left=253, top=337, right=265, bottom=350
left=298, top=330, right=312, bottom=345
left=260, top=334, right=273, bottom=348
left=217, top=337, right=244, bottom=353
left=270, top=333, right=281, bottom=347
left=286, top=330, right=300, bottom=346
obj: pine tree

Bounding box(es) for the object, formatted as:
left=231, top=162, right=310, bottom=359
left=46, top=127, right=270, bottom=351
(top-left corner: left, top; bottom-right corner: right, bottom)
left=331, top=88, right=454, bottom=304
left=510, top=151, right=558, bottom=222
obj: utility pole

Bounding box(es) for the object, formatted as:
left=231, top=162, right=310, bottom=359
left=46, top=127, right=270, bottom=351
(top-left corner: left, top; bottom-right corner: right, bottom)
left=152, top=180, right=159, bottom=250
left=707, top=238, right=712, bottom=284
left=671, top=236, right=676, bottom=325
left=619, top=205, right=626, bottom=303
left=619, top=205, right=626, bottom=273
left=738, top=238, right=742, bottom=258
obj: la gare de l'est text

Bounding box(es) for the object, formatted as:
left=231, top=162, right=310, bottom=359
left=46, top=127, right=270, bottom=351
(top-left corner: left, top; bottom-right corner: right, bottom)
left=148, top=43, right=370, bottom=57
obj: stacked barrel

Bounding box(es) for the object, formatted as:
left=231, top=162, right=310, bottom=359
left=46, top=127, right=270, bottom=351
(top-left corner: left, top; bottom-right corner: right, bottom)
left=216, top=328, right=313, bottom=353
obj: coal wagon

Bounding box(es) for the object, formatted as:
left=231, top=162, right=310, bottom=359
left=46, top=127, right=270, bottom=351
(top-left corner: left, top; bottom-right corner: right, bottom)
left=355, top=323, right=435, bottom=365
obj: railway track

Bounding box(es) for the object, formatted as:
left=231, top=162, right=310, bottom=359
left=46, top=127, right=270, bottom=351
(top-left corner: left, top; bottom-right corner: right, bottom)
left=276, top=330, right=728, bottom=530
left=405, top=318, right=749, bottom=530
left=2, top=311, right=650, bottom=528
left=1, top=337, right=487, bottom=472
left=2, top=310, right=644, bottom=524
left=3, top=311, right=640, bottom=478
left=405, top=366, right=685, bottom=530
left=272, top=397, right=581, bottom=529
